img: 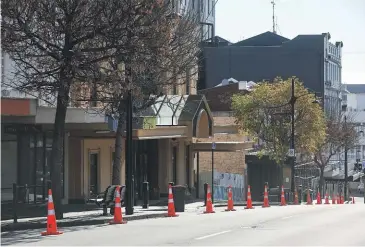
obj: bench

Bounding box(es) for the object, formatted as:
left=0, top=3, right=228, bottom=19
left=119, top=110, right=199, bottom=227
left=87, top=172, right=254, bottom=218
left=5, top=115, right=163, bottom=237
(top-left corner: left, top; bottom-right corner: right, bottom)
left=88, top=185, right=126, bottom=215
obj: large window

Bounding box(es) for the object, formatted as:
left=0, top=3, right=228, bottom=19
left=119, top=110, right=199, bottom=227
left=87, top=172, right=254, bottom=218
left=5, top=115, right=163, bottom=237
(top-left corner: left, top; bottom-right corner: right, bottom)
left=6, top=127, right=66, bottom=201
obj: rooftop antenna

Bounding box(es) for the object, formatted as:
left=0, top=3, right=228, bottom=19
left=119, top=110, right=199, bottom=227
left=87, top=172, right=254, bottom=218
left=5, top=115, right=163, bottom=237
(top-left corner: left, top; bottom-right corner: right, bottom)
left=271, top=0, right=276, bottom=34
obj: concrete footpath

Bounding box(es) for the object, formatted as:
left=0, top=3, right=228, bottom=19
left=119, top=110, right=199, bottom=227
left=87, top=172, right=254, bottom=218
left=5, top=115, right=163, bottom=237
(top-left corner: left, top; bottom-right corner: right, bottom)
left=1, top=203, right=198, bottom=232
left=1, top=201, right=275, bottom=232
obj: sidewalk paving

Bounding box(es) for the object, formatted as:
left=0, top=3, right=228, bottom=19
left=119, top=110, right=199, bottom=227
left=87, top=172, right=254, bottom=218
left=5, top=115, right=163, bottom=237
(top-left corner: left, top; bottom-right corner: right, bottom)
left=1, top=203, right=204, bottom=232
left=1, top=201, right=283, bottom=232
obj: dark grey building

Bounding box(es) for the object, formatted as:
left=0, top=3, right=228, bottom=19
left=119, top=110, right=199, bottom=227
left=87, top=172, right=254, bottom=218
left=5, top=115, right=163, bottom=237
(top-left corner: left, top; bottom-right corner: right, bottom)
left=199, top=31, right=344, bottom=116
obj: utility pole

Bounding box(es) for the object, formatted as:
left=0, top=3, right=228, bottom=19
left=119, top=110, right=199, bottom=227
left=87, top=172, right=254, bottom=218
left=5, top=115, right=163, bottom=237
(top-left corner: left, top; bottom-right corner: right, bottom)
left=125, top=89, right=134, bottom=215
left=125, top=0, right=134, bottom=215
left=344, top=115, right=348, bottom=202
left=290, top=78, right=296, bottom=193
left=271, top=0, right=276, bottom=34
left=211, top=142, right=216, bottom=203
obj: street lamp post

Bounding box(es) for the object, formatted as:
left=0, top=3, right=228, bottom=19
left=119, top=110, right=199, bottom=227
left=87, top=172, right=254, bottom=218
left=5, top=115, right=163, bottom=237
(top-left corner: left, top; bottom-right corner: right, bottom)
left=125, top=89, right=134, bottom=215
left=344, top=115, right=348, bottom=202
left=211, top=142, right=216, bottom=203
left=265, top=78, right=319, bottom=194
left=290, top=78, right=296, bottom=194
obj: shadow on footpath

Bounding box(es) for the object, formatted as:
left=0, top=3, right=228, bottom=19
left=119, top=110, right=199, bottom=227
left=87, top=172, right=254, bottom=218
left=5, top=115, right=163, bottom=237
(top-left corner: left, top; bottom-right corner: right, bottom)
left=1, top=224, right=107, bottom=246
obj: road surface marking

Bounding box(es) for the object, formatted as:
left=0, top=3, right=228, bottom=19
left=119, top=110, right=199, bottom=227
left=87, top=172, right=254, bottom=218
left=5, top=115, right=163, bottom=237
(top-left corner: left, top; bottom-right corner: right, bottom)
left=282, top=215, right=295, bottom=219
left=195, top=230, right=232, bottom=240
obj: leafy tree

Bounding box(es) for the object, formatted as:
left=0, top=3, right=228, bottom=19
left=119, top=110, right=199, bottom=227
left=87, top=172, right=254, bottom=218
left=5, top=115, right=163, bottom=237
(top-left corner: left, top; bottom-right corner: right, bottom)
left=231, top=77, right=327, bottom=166
left=314, top=112, right=359, bottom=196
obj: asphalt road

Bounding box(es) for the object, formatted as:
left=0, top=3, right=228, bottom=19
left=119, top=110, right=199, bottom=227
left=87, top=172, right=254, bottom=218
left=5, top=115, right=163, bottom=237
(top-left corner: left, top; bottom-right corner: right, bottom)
left=2, top=200, right=365, bottom=246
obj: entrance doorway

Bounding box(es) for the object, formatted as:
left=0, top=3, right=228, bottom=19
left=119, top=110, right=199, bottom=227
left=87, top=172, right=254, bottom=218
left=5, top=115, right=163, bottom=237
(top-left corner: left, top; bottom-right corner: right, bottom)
left=134, top=140, right=159, bottom=201
left=89, top=152, right=99, bottom=196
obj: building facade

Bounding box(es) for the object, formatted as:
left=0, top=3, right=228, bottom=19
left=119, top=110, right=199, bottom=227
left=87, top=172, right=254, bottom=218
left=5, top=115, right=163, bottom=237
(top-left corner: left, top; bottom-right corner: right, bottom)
left=196, top=82, right=250, bottom=200
left=200, top=31, right=343, bottom=117
left=343, top=84, right=365, bottom=171
left=174, top=0, right=215, bottom=40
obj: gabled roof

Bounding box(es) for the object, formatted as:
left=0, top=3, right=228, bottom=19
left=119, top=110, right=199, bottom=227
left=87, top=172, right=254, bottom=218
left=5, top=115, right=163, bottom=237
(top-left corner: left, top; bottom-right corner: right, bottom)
left=141, top=94, right=213, bottom=126
left=346, top=84, right=365, bottom=94
left=232, top=31, right=290, bottom=47
left=202, top=35, right=232, bottom=45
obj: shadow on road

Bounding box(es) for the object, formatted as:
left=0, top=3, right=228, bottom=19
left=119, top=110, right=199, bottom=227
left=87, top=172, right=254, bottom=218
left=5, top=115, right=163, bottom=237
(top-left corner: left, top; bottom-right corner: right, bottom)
left=1, top=224, right=107, bottom=246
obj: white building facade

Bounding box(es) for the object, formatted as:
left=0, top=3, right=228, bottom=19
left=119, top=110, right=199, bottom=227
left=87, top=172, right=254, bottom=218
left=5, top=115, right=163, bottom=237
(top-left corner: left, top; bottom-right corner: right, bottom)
left=343, top=84, right=365, bottom=167
left=323, top=33, right=343, bottom=117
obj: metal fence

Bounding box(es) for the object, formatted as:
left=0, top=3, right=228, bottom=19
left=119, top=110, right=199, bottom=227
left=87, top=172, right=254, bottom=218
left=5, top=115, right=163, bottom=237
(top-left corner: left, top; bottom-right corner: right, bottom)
left=1, top=182, right=50, bottom=223
left=294, top=165, right=320, bottom=191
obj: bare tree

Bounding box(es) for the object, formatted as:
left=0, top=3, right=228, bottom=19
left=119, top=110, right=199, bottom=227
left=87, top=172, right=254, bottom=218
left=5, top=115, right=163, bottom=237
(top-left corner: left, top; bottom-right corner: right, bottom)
left=1, top=0, right=129, bottom=218
left=314, top=112, right=359, bottom=195
left=74, top=0, right=202, bottom=184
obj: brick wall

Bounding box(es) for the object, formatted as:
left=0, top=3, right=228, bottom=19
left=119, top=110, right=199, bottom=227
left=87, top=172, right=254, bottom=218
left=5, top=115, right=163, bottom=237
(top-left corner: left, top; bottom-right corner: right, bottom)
left=198, top=116, right=246, bottom=175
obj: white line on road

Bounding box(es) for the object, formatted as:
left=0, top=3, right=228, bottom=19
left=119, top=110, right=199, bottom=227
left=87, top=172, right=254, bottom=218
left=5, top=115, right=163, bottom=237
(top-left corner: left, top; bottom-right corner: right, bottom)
left=195, top=230, right=232, bottom=240
left=282, top=215, right=295, bottom=220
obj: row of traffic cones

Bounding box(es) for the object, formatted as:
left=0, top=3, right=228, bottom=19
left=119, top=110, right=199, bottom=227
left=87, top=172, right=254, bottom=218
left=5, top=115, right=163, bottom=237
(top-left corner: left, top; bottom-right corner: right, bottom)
left=304, top=190, right=351, bottom=205
left=41, top=186, right=128, bottom=236
left=42, top=184, right=356, bottom=237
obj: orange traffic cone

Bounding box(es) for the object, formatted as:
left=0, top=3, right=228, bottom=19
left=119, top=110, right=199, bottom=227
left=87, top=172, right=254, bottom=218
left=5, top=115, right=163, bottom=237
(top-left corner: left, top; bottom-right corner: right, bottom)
left=110, top=186, right=127, bottom=224
left=245, top=185, right=254, bottom=209
left=280, top=185, right=287, bottom=206
left=204, top=184, right=215, bottom=214
left=332, top=194, right=336, bottom=204
left=324, top=193, right=330, bottom=204
left=306, top=190, right=312, bottom=205
left=262, top=185, right=270, bottom=208
left=225, top=186, right=236, bottom=211
left=166, top=184, right=178, bottom=217
left=337, top=194, right=341, bottom=204
left=340, top=195, right=344, bottom=204
left=41, top=189, right=62, bottom=236
left=316, top=191, right=322, bottom=204
left=294, top=189, right=299, bottom=205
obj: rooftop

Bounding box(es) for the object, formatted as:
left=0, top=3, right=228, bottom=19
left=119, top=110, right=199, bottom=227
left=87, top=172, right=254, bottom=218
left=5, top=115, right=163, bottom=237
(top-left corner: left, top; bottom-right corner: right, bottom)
left=346, top=84, right=365, bottom=94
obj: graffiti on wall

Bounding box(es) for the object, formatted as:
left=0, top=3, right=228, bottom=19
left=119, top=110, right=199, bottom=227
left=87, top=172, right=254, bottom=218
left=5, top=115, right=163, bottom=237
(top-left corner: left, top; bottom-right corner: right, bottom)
left=199, top=171, right=245, bottom=202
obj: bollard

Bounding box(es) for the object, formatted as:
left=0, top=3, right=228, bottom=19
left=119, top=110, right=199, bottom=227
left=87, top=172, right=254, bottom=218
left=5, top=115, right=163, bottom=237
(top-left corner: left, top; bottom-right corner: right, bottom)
left=204, top=183, right=208, bottom=206
left=142, top=181, right=149, bottom=209
left=12, top=183, right=18, bottom=223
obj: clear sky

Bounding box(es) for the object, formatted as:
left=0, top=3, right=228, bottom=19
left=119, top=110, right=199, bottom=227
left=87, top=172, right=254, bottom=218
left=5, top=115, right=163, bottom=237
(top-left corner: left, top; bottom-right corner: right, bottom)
left=215, top=0, right=365, bottom=85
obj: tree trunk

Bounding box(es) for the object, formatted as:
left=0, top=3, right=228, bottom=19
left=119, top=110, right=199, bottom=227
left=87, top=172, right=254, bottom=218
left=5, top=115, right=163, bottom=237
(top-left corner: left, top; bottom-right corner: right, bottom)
left=112, top=102, right=124, bottom=185
left=319, top=167, right=325, bottom=198
left=49, top=86, right=70, bottom=219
